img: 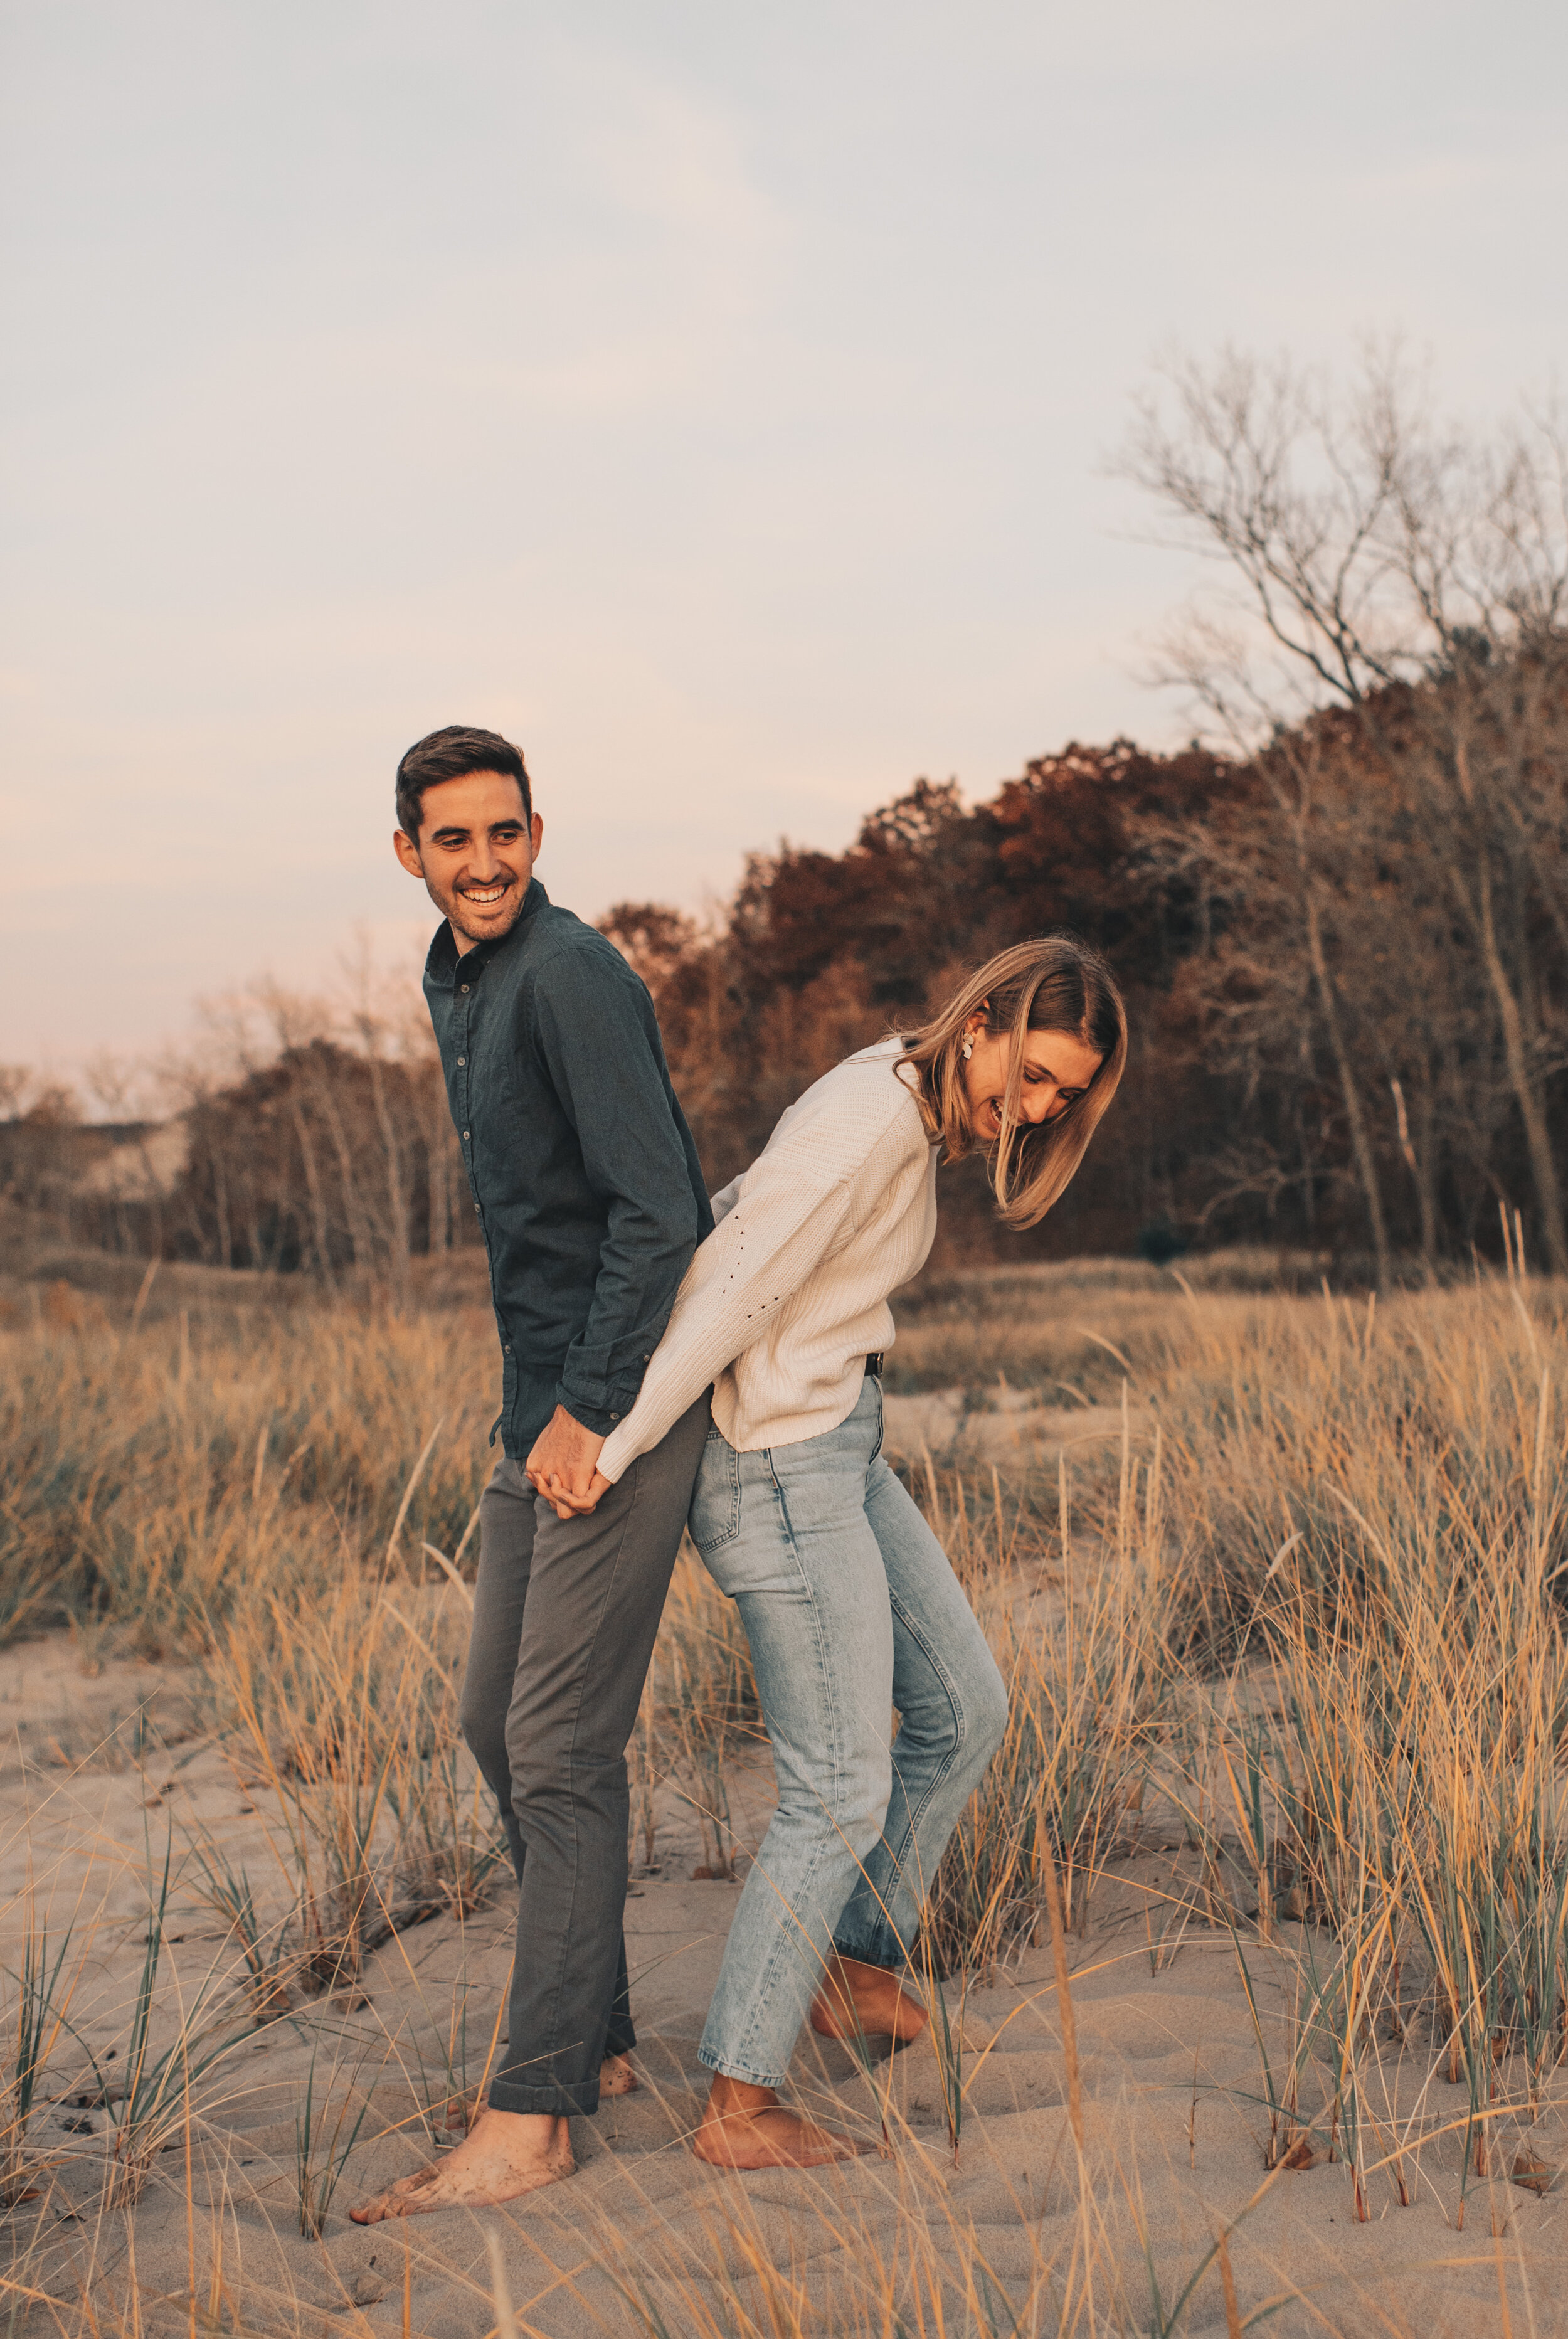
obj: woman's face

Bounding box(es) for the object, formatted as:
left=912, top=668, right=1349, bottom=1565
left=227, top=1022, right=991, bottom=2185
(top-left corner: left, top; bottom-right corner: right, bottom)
left=961, top=1016, right=1104, bottom=1144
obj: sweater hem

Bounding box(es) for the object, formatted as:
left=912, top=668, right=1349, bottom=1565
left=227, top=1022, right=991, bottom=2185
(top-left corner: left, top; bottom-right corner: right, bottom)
left=709, top=1377, right=871, bottom=1456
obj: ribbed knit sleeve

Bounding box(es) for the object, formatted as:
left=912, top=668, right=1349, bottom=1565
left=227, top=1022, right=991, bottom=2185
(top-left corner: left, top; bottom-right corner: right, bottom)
left=596, top=1041, right=935, bottom=1479
left=595, top=1160, right=854, bottom=1482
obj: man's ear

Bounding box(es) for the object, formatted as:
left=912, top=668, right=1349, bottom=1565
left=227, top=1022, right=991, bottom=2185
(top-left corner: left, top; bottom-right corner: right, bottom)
left=530, top=811, right=544, bottom=859
left=393, top=827, right=425, bottom=879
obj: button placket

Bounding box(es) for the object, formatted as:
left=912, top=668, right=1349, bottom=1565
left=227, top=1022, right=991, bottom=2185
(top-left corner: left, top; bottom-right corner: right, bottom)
left=456, top=995, right=480, bottom=1217
left=457, top=984, right=505, bottom=1379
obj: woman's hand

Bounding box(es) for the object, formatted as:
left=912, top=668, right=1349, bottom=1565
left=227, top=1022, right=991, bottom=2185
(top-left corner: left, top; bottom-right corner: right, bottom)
left=525, top=1406, right=610, bottom=1520
left=530, top=1468, right=613, bottom=1520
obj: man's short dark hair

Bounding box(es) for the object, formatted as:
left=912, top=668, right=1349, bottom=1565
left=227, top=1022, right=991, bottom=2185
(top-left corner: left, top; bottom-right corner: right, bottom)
left=395, top=725, right=532, bottom=842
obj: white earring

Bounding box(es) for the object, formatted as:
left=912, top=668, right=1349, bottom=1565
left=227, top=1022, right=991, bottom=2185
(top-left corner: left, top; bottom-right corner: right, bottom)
left=960, top=1036, right=973, bottom=1060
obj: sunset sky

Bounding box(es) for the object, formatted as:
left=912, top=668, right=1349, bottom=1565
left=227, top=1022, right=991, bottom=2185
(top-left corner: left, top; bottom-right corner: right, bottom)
left=3, top=0, right=1564, bottom=1077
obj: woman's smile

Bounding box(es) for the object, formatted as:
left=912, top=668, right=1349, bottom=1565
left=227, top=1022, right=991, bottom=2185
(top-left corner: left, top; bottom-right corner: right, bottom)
left=961, top=1024, right=1106, bottom=1138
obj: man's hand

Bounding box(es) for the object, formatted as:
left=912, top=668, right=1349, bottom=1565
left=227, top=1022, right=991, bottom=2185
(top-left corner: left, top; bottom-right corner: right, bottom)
left=534, top=1467, right=613, bottom=1521
left=525, top=1406, right=610, bottom=1520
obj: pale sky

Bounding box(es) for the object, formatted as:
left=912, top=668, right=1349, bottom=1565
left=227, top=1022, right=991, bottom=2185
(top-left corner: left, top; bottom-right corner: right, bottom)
left=3, top=1, right=1564, bottom=1078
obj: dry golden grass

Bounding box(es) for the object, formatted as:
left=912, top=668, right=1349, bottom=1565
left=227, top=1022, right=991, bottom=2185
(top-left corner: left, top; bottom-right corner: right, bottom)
left=0, top=1258, right=1564, bottom=2331
left=0, top=1299, right=497, bottom=1648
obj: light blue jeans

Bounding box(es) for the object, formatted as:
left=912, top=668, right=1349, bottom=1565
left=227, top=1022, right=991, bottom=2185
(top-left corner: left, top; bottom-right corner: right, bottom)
left=691, top=1377, right=1009, bottom=2088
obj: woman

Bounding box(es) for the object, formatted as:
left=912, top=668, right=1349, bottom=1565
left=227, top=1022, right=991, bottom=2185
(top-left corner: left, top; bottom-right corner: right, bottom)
left=588, top=936, right=1126, bottom=2168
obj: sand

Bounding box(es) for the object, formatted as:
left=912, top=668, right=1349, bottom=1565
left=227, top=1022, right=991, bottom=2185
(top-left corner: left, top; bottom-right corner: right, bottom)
left=2, top=1639, right=1564, bottom=2338
left=881, top=1389, right=1143, bottom=1472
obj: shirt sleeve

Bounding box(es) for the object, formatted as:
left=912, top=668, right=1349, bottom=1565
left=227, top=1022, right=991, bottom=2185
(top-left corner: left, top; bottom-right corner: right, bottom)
left=595, top=1153, right=855, bottom=1482
left=529, top=942, right=703, bottom=1437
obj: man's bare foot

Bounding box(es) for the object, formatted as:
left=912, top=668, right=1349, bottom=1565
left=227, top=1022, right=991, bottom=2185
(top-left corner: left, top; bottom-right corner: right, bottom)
left=691, top=2074, right=869, bottom=2169
left=350, top=2108, right=573, bottom=2222
left=810, top=1953, right=929, bottom=2048
left=432, top=2055, right=633, bottom=2137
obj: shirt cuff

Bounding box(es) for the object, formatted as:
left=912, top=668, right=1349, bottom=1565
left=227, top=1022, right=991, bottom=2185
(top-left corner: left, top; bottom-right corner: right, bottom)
left=556, top=1384, right=645, bottom=1440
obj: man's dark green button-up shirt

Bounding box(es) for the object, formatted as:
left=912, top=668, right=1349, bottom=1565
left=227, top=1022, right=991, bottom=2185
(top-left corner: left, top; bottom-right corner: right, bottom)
left=423, top=879, right=713, bottom=1461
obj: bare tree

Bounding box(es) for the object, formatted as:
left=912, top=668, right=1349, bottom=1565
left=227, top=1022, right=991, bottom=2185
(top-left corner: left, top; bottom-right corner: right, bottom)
left=1122, top=347, right=1568, bottom=1271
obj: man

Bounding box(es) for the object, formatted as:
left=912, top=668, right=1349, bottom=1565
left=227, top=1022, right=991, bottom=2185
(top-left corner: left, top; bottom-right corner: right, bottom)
left=353, top=725, right=712, bottom=2219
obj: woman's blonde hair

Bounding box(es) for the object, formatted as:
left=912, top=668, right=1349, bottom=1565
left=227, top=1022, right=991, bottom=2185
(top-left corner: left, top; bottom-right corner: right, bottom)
left=897, top=936, right=1127, bottom=1229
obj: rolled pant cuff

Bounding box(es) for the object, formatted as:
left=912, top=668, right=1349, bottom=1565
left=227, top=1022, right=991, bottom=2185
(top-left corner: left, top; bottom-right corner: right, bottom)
left=487, top=2079, right=600, bottom=2118
left=696, top=2046, right=790, bottom=2089
left=832, top=1933, right=910, bottom=1971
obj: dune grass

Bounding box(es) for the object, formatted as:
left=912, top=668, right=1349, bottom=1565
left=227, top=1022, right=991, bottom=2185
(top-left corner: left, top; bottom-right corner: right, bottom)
left=0, top=1301, right=496, bottom=1649
left=0, top=1260, right=1565, bottom=2329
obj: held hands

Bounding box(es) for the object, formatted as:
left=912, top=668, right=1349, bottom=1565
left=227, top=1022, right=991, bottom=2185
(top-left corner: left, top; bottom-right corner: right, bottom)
left=525, top=1405, right=612, bottom=1520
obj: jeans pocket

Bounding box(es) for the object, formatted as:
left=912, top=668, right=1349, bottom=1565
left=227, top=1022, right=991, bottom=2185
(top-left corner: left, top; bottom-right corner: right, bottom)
left=689, top=1432, right=742, bottom=1556
left=871, top=1381, right=886, bottom=1463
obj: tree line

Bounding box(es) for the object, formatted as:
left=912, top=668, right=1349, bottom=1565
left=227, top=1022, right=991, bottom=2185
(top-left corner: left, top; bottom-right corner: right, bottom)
left=6, top=354, right=1564, bottom=1288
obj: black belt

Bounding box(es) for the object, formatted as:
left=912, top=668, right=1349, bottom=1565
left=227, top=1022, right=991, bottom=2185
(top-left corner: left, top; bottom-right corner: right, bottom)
left=865, top=1352, right=884, bottom=1378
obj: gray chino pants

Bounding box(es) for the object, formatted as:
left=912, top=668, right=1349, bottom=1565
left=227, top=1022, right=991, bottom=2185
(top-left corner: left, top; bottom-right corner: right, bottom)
left=458, top=1394, right=711, bottom=2117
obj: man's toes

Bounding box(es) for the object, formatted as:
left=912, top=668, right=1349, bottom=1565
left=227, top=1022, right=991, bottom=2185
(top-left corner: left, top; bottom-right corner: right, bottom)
left=393, top=2172, right=495, bottom=2217
left=350, top=2160, right=445, bottom=2222
left=350, top=2190, right=404, bottom=2225
left=381, top=2190, right=431, bottom=2219
left=391, top=2165, right=440, bottom=2198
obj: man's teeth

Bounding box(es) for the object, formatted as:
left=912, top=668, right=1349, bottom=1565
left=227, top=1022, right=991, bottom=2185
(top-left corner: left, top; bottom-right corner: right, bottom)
left=462, top=886, right=507, bottom=903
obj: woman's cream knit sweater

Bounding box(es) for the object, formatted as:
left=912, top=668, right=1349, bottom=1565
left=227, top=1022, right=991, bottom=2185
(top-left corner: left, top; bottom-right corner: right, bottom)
left=596, top=1039, right=938, bottom=1480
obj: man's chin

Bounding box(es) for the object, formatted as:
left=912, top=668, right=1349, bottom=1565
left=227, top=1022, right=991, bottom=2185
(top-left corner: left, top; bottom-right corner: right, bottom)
left=448, top=894, right=524, bottom=949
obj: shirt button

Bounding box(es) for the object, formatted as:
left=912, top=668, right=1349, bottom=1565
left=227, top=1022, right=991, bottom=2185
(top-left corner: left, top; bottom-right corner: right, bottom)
left=474, top=1202, right=482, bottom=1216
left=642, top=1354, right=651, bottom=1363
left=504, top=1345, right=512, bottom=1356
left=462, top=1131, right=470, bottom=1140
left=457, top=1056, right=465, bottom=1066
left=610, top=1413, right=620, bottom=1423
left=460, top=984, right=470, bottom=994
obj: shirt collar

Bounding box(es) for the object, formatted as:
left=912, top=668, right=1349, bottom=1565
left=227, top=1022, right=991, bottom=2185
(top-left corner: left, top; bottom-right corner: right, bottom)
left=424, top=878, right=549, bottom=987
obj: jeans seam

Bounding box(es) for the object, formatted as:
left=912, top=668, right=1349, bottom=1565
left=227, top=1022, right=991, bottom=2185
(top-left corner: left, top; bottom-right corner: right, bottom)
left=712, top=1451, right=847, bottom=2083
left=844, top=1579, right=968, bottom=1960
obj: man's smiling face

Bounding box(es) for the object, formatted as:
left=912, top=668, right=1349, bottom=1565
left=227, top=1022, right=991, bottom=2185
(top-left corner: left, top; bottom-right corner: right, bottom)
left=393, top=768, right=543, bottom=954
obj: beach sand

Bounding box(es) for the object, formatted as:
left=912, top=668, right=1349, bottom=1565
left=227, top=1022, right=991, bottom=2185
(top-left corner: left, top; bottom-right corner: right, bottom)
left=3, top=1640, right=1564, bottom=2337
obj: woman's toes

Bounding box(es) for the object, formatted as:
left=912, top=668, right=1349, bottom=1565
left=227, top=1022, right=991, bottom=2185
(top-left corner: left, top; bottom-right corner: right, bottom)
left=692, top=2104, right=870, bottom=2169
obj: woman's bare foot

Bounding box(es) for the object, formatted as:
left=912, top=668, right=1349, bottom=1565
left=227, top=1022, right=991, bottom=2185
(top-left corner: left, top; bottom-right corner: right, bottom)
left=691, top=2074, right=869, bottom=2169
left=810, top=1953, right=929, bottom=2048
left=350, top=2108, right=573, bottom=2222
left=600, top=2052, right=639, bottom=2097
